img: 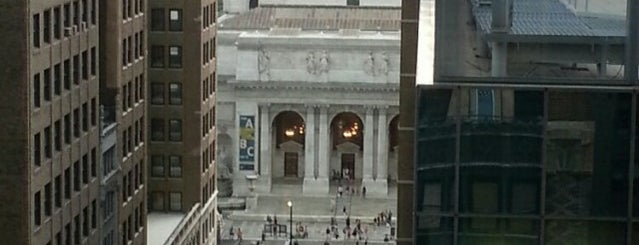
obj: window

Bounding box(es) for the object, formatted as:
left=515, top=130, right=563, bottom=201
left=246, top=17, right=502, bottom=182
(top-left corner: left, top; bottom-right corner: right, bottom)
left=122, top=83, right=128, bottom=110
left=33, top=13, right=40, bottom=48
left=65, top=223, right=71, bottom=245
left=73, top=1, right=79, bottom=26
left=168, top=46, right=182, bottom=68
left=44, top=10, right=51, bottom=44
left=138, top=117, right=144, bottom=144
left=64, top=167, right=71, bottom=199
left=64, top=4, right=71, bottom=30
left=74, top=214, right=80, bottom=244
left=138, top=74, right=144, bottom=101
left=73, top=108, right=80, bottom=138
left=54, top=7, right=61, bottom=39
left=151, top=192, right=164, bottom=211
left=91, top=0, right=96, bottom=25
left=82, top=207, right=88, bottom=237
left=54, top=120, right=61, bottom=151
left=55, top=176, right=61, bottom=207
left=82, top=154, right=88, bottom=184
left=33, top=73, right=41, bottom=108
left=347, top=0, right=360, bottom=6
left=64, top=114, right=71, bottom=144
left=44, top=183, right=52, bottom=217
left=64, top=59, right=70, bottom=89
left=91, top=47, right=96, bottom=76
left=122, top=0, right=127, bottom=19
left=73, top=55, right=79, bottom=84
left=44, top=126, right=52, bottom=159
left=151, top=9, right=164, bottom=31
left=34, top=191, right=41, bottom=226
left=43, top=69, right=51, bottom=102
left=168, top=9, right=182, bottom=31
left=122, top=38, right=127, bottom=66
left=73, top=161, right=80, bottom=191
left=150, top=119, right=164, bottom=141
left=151, top=83, right=164, bottom=105
left=134, top=33, right=139, bottom=61
left=91, top=98, right=96, bottom=126
left=127, top=36, right=132, bottom=64
left=138, top=31, right=144, bottom=57
left=150, top=45, right=164, bottom=68
left=34, top=133, right=41, bottom=167
left=91, top=200, right=97, bottom=229
left=102, top=147, right=115, bottom=176
left=169, top=155, right=182, bottom=177
left=168, top=119, right=182, bottom=141
left=82, top=0, right=87, bottom=23
left=169, top=192, right=182, bottom=211
left=169, top=83, right=182, bottom=105
left=82, top=51, right=88, bottom=80
left=82, top=103, right=88, bottom=132
left=54, top=63, right=61, bottom=95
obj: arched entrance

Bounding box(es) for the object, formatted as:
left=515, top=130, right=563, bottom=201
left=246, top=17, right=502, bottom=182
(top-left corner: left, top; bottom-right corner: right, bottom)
left=330, top=112, right=364, bottom=180
left=389, top=115, right=399, bottom=182
left=272, top=111, right=305, bottom=178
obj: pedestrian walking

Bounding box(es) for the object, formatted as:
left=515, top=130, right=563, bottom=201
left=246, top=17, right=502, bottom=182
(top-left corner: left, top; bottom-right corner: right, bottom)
left=362, top=186, right=367, bottom=199
left=343, top=206, right=347, bottom=215
left=237, top=227, right=243, bottom=242
left=338, top=185, right=343, bottom=197
left=346, top=216, right=351, bottom=227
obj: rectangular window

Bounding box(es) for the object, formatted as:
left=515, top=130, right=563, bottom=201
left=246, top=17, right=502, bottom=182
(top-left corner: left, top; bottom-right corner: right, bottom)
left=169, top=83, right=182, bottom=105
left=82, top=103, right=88, bottom=132
left=54, top=120, right=61, bottom=151
left=91, top=0, right=96, bottom=25
left=151, top=192, right=164, bottom=211
left=54, top=7, right=61, bottom=39
left=33, top=13, right=40, bottom=48
left=44, top=183, right=52, bottom=217
left=73, top=55, right=79, bottom=85
left=168, top=46, right=182, bottom=68
left=90, top=47, right=96, bottom=76
left=73, top=1, right=79, bottom=26
left=34, top=191, right=41, bottom=226
left=33, top=73, right=41, bottom=108
left=64, top=4, right=71, bottom=30
left=91, top=98, right=96, bottom=126
left=168, top=9, right=182, bottom=31
left=44, top=126, right=52, bottom=159
left=91, top=200, right=97, bottom=229
left=64, top=167, right=71, bottom=199
left=134, top=33, right=139, bottom=61
left=82, top=154, right=88, bottom=184
left=122, top=38, right=127, bottom=66
left=151, top=119, right=164, bottom=141
left=122, top=0, right=126, bottom=19
left=122, top=83, right=128, bottom=110
left=151, top=9, right=164, bottom=31
left=54, top=63, right=61, bottom=95
left=82, top=207, right=88, bottom=237
left=134, top=120, right=139, bottom=146
left=151, top=82, right=164, bottom=105
left=55, top=175, right=61, bottom=207
left=127, top=81, right=133, bottom=108
left=34, top=133, right=41, bottom=167
left=82, top=51, right=88, bottom=80
left=44, top=10, right=51, bottom=44
left=169, top=192, right=182, bottom=211
left=64, top=59, right=70, bottom=89
left=82, top=0, right=87, bottom=23
left=74, top=214, right=80, bottom=244
left=73, top=108, right=80, bottom=138
left=169, top=155, right=182, bottom=177
left=65, top=223, right=71, bottom=245
left=64, top=114, right=71, bottom=144
left=138, top=31, right=144, bottom=57
left=168, top=119, right=182, bottom=141
left=91, top=148, right=97, bottom=178
left=73, top=161, right=80, bottom=191
left=44, top=68, right=51, bottom=102
left=127, top=36, right=132, bottom=64
left=150, top=45, right=164, bottom=68
left=138, top=116, right=144, bottom=144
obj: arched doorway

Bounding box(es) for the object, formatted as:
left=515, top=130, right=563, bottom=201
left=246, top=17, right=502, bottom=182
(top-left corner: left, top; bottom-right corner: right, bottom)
left=389, top=115, right=399, bottom=182
left=272, top=111, right=305, bottom=178
left=330, top=112, right=364, bottom=180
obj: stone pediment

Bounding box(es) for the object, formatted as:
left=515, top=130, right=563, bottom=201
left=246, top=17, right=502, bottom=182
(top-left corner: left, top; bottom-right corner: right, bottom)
left=280, top=140, right=303, bottom=152
left=336, top=141, right=360, bottom=152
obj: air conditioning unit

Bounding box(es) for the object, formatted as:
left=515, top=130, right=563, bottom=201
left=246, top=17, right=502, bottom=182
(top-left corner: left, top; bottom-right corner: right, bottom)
left=64, top=27, right=73, bottom=37
left=80, top=22, right=87, bottom=32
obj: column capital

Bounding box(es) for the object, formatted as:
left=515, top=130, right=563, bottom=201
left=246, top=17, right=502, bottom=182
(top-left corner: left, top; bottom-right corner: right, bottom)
left=364, top=105, right=375, bottom=114
left=258, top=102, right=271, bottom=108
left=304, top=104, right=318, bottom=109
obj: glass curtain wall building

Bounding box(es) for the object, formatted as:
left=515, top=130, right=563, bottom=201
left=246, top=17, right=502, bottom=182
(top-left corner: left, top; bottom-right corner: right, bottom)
left=410, top=0, right=639, bottom=244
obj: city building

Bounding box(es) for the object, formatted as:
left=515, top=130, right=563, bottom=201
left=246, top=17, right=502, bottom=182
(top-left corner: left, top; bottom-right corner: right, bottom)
left=407, top=0, right=639, bottom=244
left=99, top=0, right=148, bottom=244
left=216, top=3, right=401, bottom=197
left=146, top=0, right=219, bottom=244
left=0, top=0, right=102, bottom=244
left=100, top=107, right=119, bottom=245
left=220, top=0, right=401, bottom=14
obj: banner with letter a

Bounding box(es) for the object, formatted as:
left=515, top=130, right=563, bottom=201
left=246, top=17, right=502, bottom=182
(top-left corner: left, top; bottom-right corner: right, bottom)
left=239, top=115, right=256, bottom=171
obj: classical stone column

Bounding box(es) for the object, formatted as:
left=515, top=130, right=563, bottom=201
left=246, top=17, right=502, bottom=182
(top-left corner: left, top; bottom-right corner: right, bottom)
left=372, top=107, right=389, bottom=197
left=362, top=107, right=375, bottom=189
left=303, top=106, right=316, bottom=189
left=318, top=106, right=330, bottom=180
left=258, top=104, right=272, bottom=193
left=304, top=105, right=329, bottom=195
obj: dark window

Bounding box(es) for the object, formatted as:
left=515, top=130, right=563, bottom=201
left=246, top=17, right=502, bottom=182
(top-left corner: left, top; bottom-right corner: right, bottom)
left=151, top=155, right=164, bottom=177
left=33, top=13, right=40, bottom=48
left=82, top=103, right=88, bottom=132
left=74, top=214, right=80, bottom=244
left=54, top=63, right=61, bottom=95
left=44, top=10, right=51, bottom=43
left=168, top=9, right=182, bottom=31
left=82, top=207, right=88, bottom=237
left=34, top=133, right=41, bottom=166
left=44, top=183, right=52, bottom=217
left=168, top=46, right=182, bottom=68
left=34, top=191, right=41, bottom=226
left=82, top=154, right=88, bottom=184
left=91, top=0, right=96, bottom=25
left=82, top=51, right=88, bottom=80
left=91, top=200, right=97, bottom=229
left=73, top=55, right=79, bottom=85
left=44, top=126, right=52, bottom=159
left=33, top=73, right=41, bottom=108
left=64, top=167, right=71, bottom=199
left=151, top=119, right=164, bottom=141
left=43, top=68, right=51, bottom=102
left=150, top=45, right=164, bottom=68
left=151, top=9, right=165, bottom=31
left=169, top=155, right=182, bottom=177
left=169, top=192, right=181, bottom=211
left=64, top=59, right=70, bottom=89
left=249, top=0, right=258, bottom=9
left=73, top=161, right=80, bottom=191
left=81, top=0, right=87, bottom=23
left=73, top=1, right=79, bottom=26
left=168, top=119, right=182, bottom=141
left=169, top=83, right=182, bottom=105
left=347, top=0, right=359, bottom=6
left=54, top=120, right=61, bottom=151
left=122, top=38, right=127, bottom=66
left=63, top=4, right=71, bottom=30
left=151, top=82, right=164, bottom=105
left=73, top=108, right=80, bottom=138
left=64, top=114, right=71, bottom=144
left=91, top=98, right=96, bottom=126
left=138, top=31, right=144, bottom=57
left=54, top=7, right=61, bottom=39
left=91, top=47, right=96, bottom=76
left=55, top=176, right=61, bottom=207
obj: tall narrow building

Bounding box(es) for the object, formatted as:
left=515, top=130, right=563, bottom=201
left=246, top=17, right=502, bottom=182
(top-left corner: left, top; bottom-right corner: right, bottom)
left=147, top=0, right=219, bottom=244
left=99, top=0, right=148, bottom=244
left=0, top=0, right=102, bottom=244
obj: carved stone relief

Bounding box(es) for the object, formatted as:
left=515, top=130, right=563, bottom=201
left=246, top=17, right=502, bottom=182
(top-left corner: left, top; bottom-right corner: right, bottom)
left=306, top=50, right=330, bottom=82
left=258, top=48, right=270, bottom=82
left=364, top=51, right=391, bottom=82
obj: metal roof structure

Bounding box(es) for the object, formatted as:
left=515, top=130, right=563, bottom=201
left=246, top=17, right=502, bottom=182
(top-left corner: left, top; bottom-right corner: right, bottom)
left=218, top=5, right=401, bottom=31
left=472, top=0, right=626, bottom=43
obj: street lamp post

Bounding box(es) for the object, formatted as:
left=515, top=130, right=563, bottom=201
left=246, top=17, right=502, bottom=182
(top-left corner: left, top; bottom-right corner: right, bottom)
left=287, top=200, right=293, bottom=241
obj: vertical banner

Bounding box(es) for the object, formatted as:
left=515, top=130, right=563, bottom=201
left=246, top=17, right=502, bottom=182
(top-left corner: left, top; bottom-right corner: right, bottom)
left=239, top=115, right=256, bottom=170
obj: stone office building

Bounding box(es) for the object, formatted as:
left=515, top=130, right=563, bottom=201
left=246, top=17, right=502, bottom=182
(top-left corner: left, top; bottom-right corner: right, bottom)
left=217, top=4, right=401, bottom=197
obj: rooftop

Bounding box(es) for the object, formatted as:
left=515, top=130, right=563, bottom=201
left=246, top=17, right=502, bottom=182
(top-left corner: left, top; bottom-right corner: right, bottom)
left=146, top=212, right=186, bottom=245
left=219, top=5, right=401, bottom=31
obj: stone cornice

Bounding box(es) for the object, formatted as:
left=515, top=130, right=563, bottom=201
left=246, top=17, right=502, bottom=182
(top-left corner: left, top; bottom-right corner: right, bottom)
left=230, top=81, right=399, bottom=93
